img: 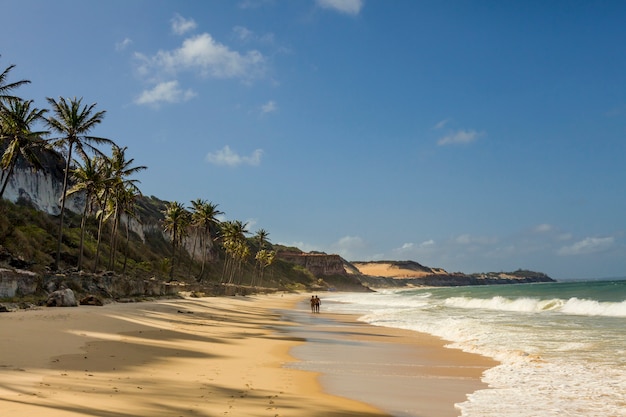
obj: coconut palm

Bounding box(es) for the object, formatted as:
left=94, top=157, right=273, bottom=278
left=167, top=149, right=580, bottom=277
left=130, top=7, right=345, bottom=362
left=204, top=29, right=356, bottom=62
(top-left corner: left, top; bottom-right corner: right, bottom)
left=187, top=198, right=206, bottom=277
left=220, top=220, right=249, bottom=284
left=190, top=200, right=223, bottom=281
left=0, top=99, right=48, bottom=199
left=254, top=229, right=269, bottom=249
left=46, top=96, right=113, bottom=270
left=105, top=145, right=146, bottom=270
left=254, top=249, right=276, bottom=287
left=252, top=229, right=271, bottom=286
left=118, top=184, right=142, bottom=275
left=0, top=58, right=31, bottom=105
left=92, top=155, right=114, bottom=272
left=65, top=155, right=107, bottom=270
left=162, top=201, right=191, bottom=281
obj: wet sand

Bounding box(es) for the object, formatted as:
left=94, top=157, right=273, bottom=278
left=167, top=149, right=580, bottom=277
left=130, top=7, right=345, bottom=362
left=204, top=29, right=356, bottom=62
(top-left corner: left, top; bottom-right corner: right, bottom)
left=0, top=293, right=496, bottom=416
left=283, top=298, right=497, bottom=417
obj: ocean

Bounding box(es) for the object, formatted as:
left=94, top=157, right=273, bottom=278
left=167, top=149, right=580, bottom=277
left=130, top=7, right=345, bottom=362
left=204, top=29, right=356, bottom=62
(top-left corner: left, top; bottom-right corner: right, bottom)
left=321, top=279, right=626, bottom=417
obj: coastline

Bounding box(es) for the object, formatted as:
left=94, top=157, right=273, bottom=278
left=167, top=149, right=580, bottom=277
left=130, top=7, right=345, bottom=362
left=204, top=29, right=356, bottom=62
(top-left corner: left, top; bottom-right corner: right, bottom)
left=283, top=297, right=498, bottom=417
left=0, top=293, right=496, bottom=416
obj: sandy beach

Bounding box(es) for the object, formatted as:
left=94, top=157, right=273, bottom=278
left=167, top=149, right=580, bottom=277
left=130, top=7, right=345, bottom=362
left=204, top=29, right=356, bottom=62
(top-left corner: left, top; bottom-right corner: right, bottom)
left=0, top=293, right=496, bottom=417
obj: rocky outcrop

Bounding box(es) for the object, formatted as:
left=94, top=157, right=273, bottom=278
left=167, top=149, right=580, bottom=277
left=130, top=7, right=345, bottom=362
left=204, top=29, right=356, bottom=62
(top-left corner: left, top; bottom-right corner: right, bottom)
left=0, top=267, right=282, bottom=309
left=276, top=251, right=348, bottom=276
left=1, top=145, right=84, bottom=215
left=0, top=268, right=39, bottom=298
left=42, top=272, right=183, bottom=299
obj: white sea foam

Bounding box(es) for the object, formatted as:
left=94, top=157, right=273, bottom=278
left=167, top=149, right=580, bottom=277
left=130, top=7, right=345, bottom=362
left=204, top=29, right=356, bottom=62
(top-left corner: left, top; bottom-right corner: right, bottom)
left=443, top=295, right=626, bottom=317
left=560, top=297, right=626, bottom=317
left=322, top=283, right=626, bottom=417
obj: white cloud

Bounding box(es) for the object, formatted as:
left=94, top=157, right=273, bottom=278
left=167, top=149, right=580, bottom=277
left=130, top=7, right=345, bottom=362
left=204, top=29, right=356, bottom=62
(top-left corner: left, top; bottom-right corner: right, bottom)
left=238, top=0, right=275, bottom=9
left=533, top=223, right=553, bottom=233
left=245, top=218, right=258, bottom=231
left=136, top=33, right=266, bottom=80
left=134, top=80, right=196, bottom=105
left=115, top=38, right=132, bottom=51
left=432, top=119, right=451, bottom=130
left=316, top=0, right=363, bottom=15
left=233, top=26, right=254, bottom=41
left=558, top=237, right=615, bottom=256
left=171, top=14, right=197, bottom=35
left=206, top=146, right=263, bottom=167
left=233, top=26, right=276, bottom=45
left=455, top=234, right=497, bottom=245
left=330, top=235, right=367, bottom=260
left=557, top=233, right=573, bottom=241
left=437, top=129, right=483, bottom=146
left=420, top=239, right=435, bottom=247
left=260, top=100, right=277, bottom=114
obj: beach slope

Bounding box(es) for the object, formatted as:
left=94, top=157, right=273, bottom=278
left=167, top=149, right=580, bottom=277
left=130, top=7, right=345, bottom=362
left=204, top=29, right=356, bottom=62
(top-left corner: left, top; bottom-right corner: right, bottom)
left=1, top=294, right=495, bottom=416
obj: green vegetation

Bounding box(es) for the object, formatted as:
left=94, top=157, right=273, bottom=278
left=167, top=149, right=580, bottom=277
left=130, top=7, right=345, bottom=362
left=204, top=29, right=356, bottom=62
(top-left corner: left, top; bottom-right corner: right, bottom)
left=0, top=57, right=323, bottom=291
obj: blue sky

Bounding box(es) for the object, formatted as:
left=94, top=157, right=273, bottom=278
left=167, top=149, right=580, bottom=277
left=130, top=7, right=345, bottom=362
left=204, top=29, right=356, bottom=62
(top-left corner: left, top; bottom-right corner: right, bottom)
left=2, top=0, right=625, bottom=279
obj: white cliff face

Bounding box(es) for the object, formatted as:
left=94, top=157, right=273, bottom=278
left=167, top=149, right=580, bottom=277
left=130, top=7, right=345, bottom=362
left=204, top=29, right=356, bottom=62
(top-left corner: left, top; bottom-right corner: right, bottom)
left=4, top=164, right=173, bottom=248
left=3, top=167, right=84, bottom=215
left=4, top=168, right=165, bottom=246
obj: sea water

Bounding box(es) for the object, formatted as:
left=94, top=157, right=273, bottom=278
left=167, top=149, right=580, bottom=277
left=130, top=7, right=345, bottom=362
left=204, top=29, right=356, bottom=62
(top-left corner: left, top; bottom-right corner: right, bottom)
left=321, top=279, right=626, bottom=417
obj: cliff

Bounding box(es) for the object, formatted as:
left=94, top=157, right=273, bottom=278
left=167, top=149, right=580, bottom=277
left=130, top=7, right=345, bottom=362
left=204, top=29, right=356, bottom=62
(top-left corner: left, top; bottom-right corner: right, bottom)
left=350, top=261, right=555, bottom=287
left=276, top=251, right=347, bottom=276
left=1, top=145, right=84, bottom=215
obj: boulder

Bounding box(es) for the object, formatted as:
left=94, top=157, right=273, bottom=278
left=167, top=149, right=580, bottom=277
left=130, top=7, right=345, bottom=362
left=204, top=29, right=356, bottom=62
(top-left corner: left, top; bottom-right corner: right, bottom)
left=46, top=288, right=78, bottom=307
left=79, top=295, right=104, bottom=306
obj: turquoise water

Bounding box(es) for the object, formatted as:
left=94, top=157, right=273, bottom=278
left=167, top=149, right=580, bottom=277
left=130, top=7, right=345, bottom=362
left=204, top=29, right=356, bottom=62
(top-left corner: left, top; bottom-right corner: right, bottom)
left=323, top=279, right=626, bottom=417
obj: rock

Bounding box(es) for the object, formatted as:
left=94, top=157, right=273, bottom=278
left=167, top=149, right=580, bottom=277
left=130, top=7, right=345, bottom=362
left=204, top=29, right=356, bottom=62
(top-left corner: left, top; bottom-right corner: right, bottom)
left=46, top=288, right=78, bottom=307
left=0, top=268, right=39, bottom=298
left=79, top=295, right=104, bottom=306
left=0, top=304, right=17, bottom=313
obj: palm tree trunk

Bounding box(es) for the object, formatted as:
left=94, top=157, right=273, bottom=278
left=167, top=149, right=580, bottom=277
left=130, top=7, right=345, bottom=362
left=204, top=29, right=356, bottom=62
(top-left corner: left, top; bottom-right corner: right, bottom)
left=94, top=211, right=104, bottom=273
left=0, top=159, right=18, bottom=199
left=122, top=218, right=130, bottom=275
left=108, top=203, right=119, bottom=271
left=94, top=189, right=109, bottom=273
left=221, top=256, right=229, bottom=283
left=55, top=144, right=73, bottom=271
left=187, top=228, right=198, bottom=279
left=77, top=197, right=89, bottom=270
left=169, top=226, right=177, bottom=281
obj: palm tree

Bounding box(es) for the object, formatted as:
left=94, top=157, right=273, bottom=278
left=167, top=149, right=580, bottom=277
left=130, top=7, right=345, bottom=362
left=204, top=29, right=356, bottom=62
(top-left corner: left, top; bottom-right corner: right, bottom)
left=187, top=198, right=206, bottom=278
left=92, top=155, right=114, bottom=272
left=0, top=57, right=31, bottom=105
left=0, top=99, right=48, bottom=199
left=46, top=96, right=113, bottom=270
left=255, top=249, right=276, bottom=287
left=65, top=155, right=106, bottom=270
left=252, top=229, right=271, bottom=286
left=254, top=229, right=269, bottom=249
left=162, top=201, right=191, bottom=281
left=190, top=200, right=223, bottom=281
left=220, top=220, right=249, bottom=284
left=105, top=145, right=146, bottom=270
left=118, top=184, right=141, bottom=275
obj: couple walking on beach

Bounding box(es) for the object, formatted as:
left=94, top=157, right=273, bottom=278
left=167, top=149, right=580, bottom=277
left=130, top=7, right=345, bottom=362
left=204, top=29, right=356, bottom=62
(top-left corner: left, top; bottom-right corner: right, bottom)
left=310, top=295, right=321, bottom=313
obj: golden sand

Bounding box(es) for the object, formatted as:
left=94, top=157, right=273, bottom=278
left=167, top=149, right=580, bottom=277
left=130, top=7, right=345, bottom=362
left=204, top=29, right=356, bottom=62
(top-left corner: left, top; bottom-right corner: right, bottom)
left=0, top=293, right=495, bottom=416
